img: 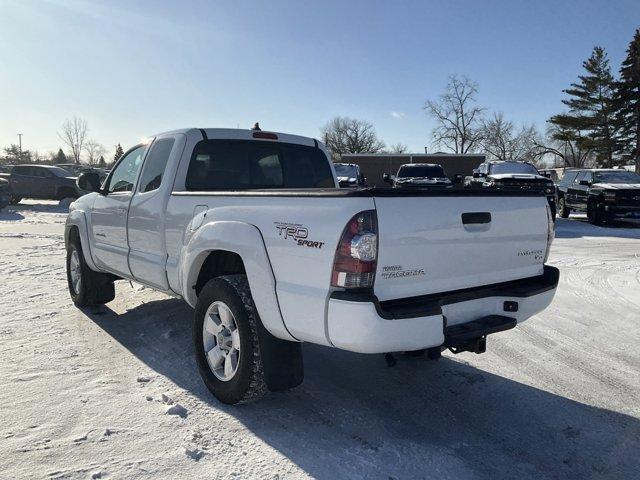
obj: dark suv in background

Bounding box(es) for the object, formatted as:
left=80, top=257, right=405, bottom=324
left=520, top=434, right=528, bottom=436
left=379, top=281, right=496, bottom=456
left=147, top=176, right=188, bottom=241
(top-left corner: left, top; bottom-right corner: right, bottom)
left=467, top=160, right=557, bottom=216
left=8, top=165, right=86, bottom=204
left=561, top=169, right=640, bottom=224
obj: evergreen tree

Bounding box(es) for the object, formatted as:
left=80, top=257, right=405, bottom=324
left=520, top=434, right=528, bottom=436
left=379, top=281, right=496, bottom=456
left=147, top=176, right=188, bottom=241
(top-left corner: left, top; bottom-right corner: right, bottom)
left=113, top=143, right=124, bottom=163
left=551, top=46, right=617, bottom=167
left=97, top=155, right=107, bottom=168
left=615, top=29, right=640, bottom=172
left=55, top=148, right=67, bottom=164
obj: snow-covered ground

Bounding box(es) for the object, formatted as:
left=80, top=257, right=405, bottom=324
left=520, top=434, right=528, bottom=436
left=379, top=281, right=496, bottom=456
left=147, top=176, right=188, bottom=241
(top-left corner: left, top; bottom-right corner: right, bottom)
left=1, top=201, right=639, bottom=479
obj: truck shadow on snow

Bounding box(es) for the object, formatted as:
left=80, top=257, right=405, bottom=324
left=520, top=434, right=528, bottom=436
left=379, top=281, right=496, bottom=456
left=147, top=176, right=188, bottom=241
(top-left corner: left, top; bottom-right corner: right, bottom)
left=83, top=298, right=639, bottom=480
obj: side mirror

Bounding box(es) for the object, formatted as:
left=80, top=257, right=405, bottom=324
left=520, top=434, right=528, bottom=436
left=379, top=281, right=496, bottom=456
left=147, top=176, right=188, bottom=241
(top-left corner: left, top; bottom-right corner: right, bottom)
left=382, top=173, right=392, bottom=183
left=472, top=170, right=483, bottom=178
left=579, top=180, right=590, bottom=186
left=453, top=174, right=463, bottom=184
left=338, top=179, right=350, bottom=188
left=542, top=172, right=551, bottom=178
left=77, top=171, right=101, bottom=192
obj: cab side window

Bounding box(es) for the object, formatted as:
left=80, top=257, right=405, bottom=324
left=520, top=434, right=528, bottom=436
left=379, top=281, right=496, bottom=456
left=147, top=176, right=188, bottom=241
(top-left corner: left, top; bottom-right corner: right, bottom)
left=138, top=138, right=175, bottom=193
left=106, top=145, right=147, bottom=193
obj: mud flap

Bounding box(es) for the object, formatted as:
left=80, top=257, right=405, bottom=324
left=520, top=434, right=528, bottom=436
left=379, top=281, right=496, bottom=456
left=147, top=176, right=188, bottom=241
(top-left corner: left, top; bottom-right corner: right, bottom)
left=255, top=321, right=304, bottom=392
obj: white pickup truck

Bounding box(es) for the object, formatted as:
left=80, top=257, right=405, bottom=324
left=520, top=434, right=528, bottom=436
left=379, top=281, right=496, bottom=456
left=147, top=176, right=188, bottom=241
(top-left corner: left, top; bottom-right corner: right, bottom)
left=65, top=128, right=559, bottom=404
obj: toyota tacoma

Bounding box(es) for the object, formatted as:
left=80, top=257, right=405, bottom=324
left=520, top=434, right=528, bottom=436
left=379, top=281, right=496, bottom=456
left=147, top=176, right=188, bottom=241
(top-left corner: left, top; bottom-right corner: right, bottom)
left=65, top=128, right=559, bottom=404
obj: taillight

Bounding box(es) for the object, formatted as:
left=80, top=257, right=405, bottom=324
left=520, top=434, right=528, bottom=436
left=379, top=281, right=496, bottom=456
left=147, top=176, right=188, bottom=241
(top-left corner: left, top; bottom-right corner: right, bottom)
left=331, top=210, right=378, bottom=288
left=543, top=203, right=555, bottom=263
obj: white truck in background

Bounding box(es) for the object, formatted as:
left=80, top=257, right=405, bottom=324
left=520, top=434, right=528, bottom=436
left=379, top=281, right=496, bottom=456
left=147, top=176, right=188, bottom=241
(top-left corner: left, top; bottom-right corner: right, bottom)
left=65, top=128, right=558, bottom=404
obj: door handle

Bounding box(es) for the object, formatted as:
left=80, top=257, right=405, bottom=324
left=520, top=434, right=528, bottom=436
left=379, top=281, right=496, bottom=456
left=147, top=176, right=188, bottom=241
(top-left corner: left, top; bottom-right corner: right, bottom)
left=117, top=207, right=127, bottom=216
left=462, top=212, right=491, bottom=224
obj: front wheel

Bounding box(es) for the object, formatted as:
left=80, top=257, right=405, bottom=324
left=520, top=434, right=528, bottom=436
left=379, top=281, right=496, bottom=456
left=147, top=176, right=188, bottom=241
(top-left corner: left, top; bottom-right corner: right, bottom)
left=194, top=275, right=268, bottom=405
left=558, top=197, right=570, bottom=218
left=587, top=200, right=606, bottom=226
left=66, top=236, right=115, bottom=306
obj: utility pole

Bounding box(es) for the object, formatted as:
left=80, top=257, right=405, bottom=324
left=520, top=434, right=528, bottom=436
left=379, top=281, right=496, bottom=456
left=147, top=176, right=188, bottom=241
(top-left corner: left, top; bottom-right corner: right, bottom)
left=17, top=133, right=23, bottom=161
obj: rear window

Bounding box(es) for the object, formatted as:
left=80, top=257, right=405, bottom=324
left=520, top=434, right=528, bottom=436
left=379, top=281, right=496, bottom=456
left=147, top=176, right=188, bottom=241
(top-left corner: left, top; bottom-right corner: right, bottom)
left=185, top=140, right=334, bottom=190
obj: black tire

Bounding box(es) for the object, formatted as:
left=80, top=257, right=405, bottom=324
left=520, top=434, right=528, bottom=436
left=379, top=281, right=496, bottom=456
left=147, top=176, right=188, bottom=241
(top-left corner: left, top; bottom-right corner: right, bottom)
left=10, top=196, right=21, bottom=205
left=66, top=234, right=115, bottom=307
left=194, top=275, right=268, bottom=405
left=587, top=200, right=606, bottom=226
left=558, top=197, right=570, bottom=218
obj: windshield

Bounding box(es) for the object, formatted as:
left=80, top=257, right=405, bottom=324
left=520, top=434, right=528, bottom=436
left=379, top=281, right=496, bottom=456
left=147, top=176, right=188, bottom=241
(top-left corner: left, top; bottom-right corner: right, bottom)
left=334, top=164, right=358, bottom=177
left=594, top=171, right=640, bottom=184
left=490, top=162, right=539, bottom=175
left=397, top=164, right=446, bottom=178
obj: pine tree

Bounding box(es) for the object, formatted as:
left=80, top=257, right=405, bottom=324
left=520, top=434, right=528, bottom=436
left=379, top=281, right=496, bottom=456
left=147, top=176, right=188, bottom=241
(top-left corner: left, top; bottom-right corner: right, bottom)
left=615, top=29, right=640, bottom=172
left=55, top=148, right=67, bottom=164
left=97, top=155, right=106, bottom=168
left=552, top=46, right=617, bottom=167
left=113, top=143, right=124, bottom=163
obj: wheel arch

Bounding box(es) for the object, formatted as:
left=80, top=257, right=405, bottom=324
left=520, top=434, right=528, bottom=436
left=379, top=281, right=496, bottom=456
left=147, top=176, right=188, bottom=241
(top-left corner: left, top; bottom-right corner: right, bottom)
left=65, top=210, right=99, bottom=271
left=182, top=220, right=297, bottom=342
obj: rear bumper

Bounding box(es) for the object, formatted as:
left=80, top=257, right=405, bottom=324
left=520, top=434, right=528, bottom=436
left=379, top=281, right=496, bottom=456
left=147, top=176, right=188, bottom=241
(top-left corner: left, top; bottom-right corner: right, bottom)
left=327, top=266, right=559, bottom=353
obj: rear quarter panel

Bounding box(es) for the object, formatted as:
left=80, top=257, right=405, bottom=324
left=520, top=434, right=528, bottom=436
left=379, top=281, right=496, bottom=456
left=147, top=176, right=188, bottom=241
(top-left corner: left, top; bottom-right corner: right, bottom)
left=165, top=194, right=374, bottom=346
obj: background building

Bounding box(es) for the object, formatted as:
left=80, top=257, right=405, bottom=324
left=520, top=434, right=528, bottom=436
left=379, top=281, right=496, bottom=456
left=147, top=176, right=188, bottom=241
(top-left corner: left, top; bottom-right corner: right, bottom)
left=337, top=153, right=486, bottom=187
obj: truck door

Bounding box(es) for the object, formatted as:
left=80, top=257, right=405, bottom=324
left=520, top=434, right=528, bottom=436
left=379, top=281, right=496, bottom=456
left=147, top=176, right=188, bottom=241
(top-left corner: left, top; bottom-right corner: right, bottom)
left=91, top=144, right=147, bottom=276
left=566, top=171, right=584, bottom=208
left=127, top=135, right=182, bottom=290
left=34, top=167, right=57, bottom=198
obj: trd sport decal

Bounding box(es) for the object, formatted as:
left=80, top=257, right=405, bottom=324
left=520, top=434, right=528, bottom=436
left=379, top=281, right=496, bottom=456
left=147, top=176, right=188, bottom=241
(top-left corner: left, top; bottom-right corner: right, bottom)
left=275, top=222, right=325, bottom=249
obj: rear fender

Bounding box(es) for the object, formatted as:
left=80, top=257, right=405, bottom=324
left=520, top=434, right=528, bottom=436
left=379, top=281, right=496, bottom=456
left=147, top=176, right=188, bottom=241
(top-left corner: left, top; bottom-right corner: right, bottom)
left=182, top=220, right=296, bottom=342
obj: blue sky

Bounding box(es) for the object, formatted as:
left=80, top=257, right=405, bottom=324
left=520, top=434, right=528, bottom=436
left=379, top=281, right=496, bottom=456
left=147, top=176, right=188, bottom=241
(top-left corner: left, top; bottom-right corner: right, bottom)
left=1, top=0, right=639, bottom=158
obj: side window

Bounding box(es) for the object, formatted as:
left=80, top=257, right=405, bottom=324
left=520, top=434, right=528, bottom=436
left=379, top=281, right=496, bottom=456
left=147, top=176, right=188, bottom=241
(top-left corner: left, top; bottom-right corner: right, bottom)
left=138, top=138, right=175, bottom=193
left=14, top=166, right=31, bottom=176
left=106, top=145, right=147, bottom=193
left=479, top=163, right=488, bottom=175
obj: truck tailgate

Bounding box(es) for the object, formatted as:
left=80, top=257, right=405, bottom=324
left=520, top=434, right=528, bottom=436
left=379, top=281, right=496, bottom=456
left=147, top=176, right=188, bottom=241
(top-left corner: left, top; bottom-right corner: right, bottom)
left=373, top=193, right=549, bottom=301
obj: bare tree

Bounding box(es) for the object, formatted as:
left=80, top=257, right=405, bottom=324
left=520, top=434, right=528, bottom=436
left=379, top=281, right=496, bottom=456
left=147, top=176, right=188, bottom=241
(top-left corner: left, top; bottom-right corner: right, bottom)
left=386, top=143, right=408, bottom=154
left=321, top=117, right=385, bottom=161
left=533, top=122, right=596, bottom=168
left=480, top=112, right=539, bottom=161
left=58, top=117, right=88, bottom=164
left=84, top=139, right=106, bottom=166
left=424, top=75, right=485, bottom=153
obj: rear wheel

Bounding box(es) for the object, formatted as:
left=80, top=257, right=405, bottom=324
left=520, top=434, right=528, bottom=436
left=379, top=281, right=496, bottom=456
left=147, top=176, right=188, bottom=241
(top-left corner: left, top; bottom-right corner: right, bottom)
left=194, top=275, right=268, bottom=405
left=66, top=235, right=115, bottom=306
left=558, top=197, right=570, bottom=218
